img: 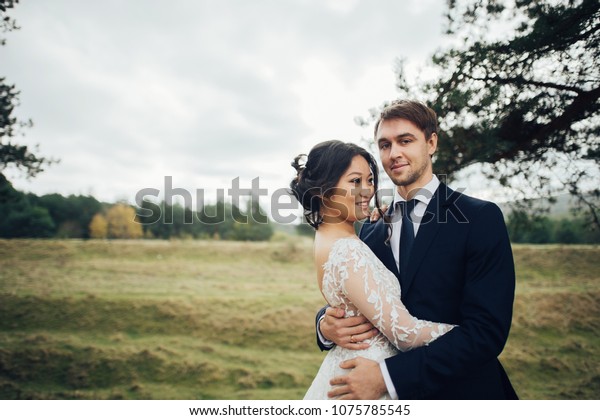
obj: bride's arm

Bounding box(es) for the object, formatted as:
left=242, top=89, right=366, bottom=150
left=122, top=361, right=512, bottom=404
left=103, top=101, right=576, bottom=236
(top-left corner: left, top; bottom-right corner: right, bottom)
left=339, top=246, right=456, bottom=352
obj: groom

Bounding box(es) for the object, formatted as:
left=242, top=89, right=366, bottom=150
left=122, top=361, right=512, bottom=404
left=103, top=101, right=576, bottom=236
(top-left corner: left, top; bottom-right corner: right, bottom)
left=317, top=100, right=518, bottom=399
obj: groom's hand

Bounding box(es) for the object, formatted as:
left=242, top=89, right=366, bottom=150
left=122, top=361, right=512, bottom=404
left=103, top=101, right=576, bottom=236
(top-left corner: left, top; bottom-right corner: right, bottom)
left=320, top=307, right=378, bottom=350
left=328, top=357, right=387, bottom=400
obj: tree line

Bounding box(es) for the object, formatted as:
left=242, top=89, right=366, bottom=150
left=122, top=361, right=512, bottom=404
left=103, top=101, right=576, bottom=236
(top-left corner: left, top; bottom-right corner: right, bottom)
left=506, top=210, right=600, bottom=245
left=135, top=196, right=273, bottom=241
left=294, top=205, right=600, bottom=244
left=2, top=173, right=598, bottom=244
left=0, top=174, right=273, bottom=241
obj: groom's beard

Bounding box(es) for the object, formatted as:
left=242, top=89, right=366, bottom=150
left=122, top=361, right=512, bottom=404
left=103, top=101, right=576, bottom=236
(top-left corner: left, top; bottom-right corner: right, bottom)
left=388, top=159, right=431, bottom=188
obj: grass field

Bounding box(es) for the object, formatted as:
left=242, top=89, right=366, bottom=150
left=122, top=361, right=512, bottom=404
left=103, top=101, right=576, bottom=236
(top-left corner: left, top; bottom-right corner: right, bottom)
left=0, top=238, right=598, bottom=399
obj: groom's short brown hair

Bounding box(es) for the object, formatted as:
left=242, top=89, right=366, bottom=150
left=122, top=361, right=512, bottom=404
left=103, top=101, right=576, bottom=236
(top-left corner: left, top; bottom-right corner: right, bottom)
left=374, top=100, right=439, bottom=140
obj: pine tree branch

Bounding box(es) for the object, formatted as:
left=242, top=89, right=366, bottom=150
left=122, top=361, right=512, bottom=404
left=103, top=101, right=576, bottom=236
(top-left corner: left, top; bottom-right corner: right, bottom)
left=469, top=74, right=587, bottom=95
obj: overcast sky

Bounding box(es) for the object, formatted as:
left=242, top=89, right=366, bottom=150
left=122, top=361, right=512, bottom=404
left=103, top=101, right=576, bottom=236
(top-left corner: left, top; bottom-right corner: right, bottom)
left=3, top=0, right=456, bottom=213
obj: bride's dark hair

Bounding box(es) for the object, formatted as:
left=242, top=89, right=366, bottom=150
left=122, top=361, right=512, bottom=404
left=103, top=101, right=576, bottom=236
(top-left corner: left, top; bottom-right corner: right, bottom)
left=289, top=140, right=382, bottom=229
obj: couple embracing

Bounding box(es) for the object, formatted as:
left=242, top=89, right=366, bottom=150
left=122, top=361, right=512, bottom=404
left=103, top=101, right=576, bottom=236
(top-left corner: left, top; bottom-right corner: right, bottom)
left=290, top=100, right=518, bottom=400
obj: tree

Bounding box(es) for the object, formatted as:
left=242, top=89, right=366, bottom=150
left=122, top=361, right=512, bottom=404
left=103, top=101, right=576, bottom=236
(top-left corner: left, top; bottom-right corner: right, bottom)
left=1, top=0, right=55, bottom=178
left=137, top=200, right=200, bottom=239
left=0, top=173, right=55, bottom=237
left=554, top=218, right=581, bottom=244
left=89, top=213, right=108, bottom=239
left=0, top=1, right=18, bottom=46
left=366, top=0, right=599, bottom=228
left=30, top=193, right=102, bottom=238
left=230, top=198, right=273, bottom=241
left=196, top=200, right=239, bottom=240
left=2, top=205, right=55, bottom=238
left=295, top=222, right=315, bottom=237
left=105, top=204, right=143, bottom=239
left=506, top=210, right=554, bottom=243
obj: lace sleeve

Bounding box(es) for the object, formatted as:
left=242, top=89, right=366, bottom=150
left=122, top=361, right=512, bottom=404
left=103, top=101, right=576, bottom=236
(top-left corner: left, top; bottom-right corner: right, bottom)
left=335, top=240, right=456, bottom=352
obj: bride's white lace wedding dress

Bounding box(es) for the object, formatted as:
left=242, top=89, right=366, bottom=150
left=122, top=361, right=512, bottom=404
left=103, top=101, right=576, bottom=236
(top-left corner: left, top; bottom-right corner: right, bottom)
left=304, top=237, right=455, bottom=400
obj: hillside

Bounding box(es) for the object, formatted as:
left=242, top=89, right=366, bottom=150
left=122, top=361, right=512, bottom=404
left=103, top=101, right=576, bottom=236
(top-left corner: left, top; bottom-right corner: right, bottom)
left=0, top=239, right=598, bottom=399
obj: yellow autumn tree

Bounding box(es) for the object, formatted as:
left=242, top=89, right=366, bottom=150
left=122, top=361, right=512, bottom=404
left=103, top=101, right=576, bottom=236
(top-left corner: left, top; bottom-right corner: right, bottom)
left=89, top=213, right=108, bottom=239
left=105, top=204, right=143, bottom=239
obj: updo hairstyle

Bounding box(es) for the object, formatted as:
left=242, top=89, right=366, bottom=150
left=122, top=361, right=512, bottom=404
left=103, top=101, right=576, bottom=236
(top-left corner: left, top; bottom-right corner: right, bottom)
left=289, top=140, right=381, bottom=229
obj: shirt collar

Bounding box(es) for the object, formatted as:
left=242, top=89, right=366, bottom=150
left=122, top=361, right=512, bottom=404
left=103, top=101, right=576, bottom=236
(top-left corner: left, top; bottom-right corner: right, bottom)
left=392, top=175, right=440, bottom=206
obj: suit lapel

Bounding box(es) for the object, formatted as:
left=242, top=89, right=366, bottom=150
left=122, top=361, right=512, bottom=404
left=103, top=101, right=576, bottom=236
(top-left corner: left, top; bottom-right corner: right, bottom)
left=402, top=183, right=453, bottom=295
left=361, top=206, right=400, bottom=280
left=380, top=229, right=400, bottom=280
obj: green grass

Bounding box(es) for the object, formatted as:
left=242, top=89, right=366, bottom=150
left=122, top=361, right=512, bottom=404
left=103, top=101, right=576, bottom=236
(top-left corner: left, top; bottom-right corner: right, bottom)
left=0, top=239, right=598, bottom=399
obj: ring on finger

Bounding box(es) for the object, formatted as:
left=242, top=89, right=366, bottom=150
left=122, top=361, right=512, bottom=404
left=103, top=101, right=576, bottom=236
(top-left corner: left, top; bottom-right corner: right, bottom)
left=350, top=335, right=355, bottom=343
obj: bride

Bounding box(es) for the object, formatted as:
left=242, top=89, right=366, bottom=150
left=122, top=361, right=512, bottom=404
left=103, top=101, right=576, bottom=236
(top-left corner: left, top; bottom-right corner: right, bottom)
left=289, top=140, right=456, bottom=400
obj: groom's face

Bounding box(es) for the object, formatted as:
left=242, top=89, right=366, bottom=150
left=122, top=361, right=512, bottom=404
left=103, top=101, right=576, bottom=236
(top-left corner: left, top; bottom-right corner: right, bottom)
left=376, top=118, right=437, bottom=194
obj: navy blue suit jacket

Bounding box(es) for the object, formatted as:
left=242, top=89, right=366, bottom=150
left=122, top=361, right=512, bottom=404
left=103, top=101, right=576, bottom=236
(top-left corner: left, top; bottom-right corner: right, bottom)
left=316, top=183, right=517, bottom=399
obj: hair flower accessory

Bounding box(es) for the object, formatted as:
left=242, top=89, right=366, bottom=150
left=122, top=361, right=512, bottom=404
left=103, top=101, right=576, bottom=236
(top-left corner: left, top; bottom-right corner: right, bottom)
left=291, top=153, right=308, bottom=177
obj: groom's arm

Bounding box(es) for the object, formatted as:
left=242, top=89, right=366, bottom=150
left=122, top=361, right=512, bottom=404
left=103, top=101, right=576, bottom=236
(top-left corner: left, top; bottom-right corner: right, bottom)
left=315, top=305, right=334, bottom=351
left=316, top=307, right=378, bottom=351
left=385, top=202, right=515, bottom=398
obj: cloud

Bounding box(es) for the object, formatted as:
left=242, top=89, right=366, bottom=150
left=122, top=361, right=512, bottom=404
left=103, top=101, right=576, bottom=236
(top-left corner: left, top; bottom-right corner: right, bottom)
left=3, top=0, right=447, bottom=204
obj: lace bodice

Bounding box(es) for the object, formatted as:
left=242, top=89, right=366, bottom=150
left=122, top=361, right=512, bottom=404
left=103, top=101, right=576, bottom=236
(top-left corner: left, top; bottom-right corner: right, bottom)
left=321, top=237, right=455, bottom=352
left=304, top=237, right=456, bottom=399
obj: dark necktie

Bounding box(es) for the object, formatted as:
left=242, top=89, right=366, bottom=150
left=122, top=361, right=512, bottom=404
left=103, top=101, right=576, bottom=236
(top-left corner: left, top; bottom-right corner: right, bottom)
left=399, top=199, right=417, bottom=281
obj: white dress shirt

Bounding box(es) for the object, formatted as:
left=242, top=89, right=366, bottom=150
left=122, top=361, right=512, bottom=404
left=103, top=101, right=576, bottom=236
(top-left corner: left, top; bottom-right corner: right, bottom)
left=388, top=175, right=440, bottom=271
left=379, top=174, right=440, bottom=399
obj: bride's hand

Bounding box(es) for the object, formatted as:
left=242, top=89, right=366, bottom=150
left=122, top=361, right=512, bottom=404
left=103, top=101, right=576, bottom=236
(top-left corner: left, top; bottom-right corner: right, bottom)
left=320, top=307, right=378, bottom=350
left=369, top=205, right=388, bottom=222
